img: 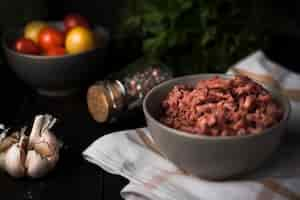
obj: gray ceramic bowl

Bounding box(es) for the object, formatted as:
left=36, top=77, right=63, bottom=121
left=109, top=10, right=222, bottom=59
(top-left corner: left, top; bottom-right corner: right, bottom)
left=2, top=22, right=109, bottom=96
left=143, top=74, right=290, bottom=180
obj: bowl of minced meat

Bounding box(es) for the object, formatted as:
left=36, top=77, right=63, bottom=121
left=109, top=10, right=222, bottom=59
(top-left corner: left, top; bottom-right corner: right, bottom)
left=143, top=74, right=290, bottom=180
left=160, top=75, right=283, bottom=136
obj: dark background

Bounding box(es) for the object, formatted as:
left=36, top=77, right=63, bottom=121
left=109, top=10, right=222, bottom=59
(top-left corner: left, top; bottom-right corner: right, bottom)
left=2, top=0, right=300, bottom=73
left=2, top=0, right=300, bottom=70
left=44, top=0, right=300, bottom=74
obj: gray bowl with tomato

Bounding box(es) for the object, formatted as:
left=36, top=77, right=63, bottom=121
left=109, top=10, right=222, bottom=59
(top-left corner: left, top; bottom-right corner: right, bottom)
left=2, top=21, right=109, bottom=96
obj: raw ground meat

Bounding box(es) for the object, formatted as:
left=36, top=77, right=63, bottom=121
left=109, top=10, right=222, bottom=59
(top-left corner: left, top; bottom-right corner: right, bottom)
left=160, top=75, right=283, bottom=136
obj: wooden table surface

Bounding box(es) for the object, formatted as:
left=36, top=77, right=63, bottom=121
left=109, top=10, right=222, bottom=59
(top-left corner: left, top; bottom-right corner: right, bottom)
left=0, top=85, right=144, bottom=200
left=1, top=43, right=299, bottom=200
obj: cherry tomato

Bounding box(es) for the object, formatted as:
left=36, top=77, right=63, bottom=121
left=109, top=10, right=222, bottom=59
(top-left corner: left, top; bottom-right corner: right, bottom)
left=46, top=47, right=66, bottom=56
left=24, top=21, right=48, bottom=43
left=14, top=38, right=41, bottom=55
left=64, top=14, right=90, bottom=32
left=38, top=27, right=64, bottom=51
left=65, top=26, right=95, bottom=54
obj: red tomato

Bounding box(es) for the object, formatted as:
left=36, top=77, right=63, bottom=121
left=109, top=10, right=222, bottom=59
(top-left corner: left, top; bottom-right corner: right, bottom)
left=46, top=47, right=66, bottom=56
left=38, top=27, right=65, bottom=51
left=64, top=14, right=90, bottom=31
left=14, top=38, right=41, bottom=55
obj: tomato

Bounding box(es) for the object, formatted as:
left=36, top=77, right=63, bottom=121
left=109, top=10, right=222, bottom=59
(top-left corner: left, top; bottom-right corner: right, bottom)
left=24, top=21, right=48, bottom=43
left=65, top=26, right=95, bottom=54
left=64, top=14, right=90, bottom=32
left=38, top=27, right=65, bottom=51
left=46, top=47, right=66, bottom=56
left=14, top=38, right=41, bottom=55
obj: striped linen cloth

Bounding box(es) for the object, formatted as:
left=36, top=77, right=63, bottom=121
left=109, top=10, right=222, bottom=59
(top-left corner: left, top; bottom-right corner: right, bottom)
left=83, top=51, right=300, bottom=200
left=83, top=128, right=300, bottom=200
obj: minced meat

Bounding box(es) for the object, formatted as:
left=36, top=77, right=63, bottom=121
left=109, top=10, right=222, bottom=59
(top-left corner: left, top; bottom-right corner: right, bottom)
left=160, top=75, right=283, bottom=136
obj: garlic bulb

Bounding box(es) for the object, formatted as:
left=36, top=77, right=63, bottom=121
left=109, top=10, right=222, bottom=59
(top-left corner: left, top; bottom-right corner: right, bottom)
left=26, top=114, right=60, bottom=178
left=0, top=114, right=62, bottom=179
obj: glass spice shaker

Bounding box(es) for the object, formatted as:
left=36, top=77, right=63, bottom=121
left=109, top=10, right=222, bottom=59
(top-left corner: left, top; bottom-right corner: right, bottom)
left=87, top=58, right=173, bottom=123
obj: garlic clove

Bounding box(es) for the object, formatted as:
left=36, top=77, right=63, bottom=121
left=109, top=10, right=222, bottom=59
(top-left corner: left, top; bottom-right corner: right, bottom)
left=0, top=130, right=20, bottom=172
left=40, top=130, right=60, bottom=150
left=5, top=143, right=26, bottom=178
left=41, top=114, right=57, bottom=133
left=39, top=130, right=61, bottom=170
left=31, top=139, right=60, bottom=175
left=0, top=136, right=18, bottom=171
left=28, top=115, right=45, bottom=147
left=4, top=134, right=27, bottom=178
left=25, top=150, right=51, bottom=178
left=34, top=142, right=53, bottom=158
left=0, top=135, right=19, bottom=153
left=28, top=115, right=58, bottom=148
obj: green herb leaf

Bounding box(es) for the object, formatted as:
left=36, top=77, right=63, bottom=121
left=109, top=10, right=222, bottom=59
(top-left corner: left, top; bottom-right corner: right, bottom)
left=120, top=0, right=272, bottom=74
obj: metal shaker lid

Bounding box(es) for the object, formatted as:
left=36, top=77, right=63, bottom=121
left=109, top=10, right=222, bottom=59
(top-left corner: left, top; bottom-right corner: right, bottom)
left=87, top=83, right=112, bottom=123
left=87, top=81, right=125, bottom=123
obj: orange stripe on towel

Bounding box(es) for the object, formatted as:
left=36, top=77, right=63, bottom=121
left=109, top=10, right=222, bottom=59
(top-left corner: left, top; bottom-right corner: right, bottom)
left=231, top=67, right=300, bottom=102
left=282, top=89, right=300, bottom=102
left=143, top=169, right=182, bottom=191
left=136, top=128, right=165, bottom=157
left=231, top=68, right=280, bottom=88
left=260, top=179, right=300, bottom=200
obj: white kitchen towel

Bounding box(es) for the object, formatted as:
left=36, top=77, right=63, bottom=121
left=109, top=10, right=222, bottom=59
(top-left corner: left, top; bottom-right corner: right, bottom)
left=227, top=50, right=300, bottom=134
left=83, top=128, right=300, bottom=200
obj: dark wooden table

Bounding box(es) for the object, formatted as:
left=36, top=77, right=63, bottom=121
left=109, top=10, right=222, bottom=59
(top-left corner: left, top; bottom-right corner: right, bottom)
left=0, top=86, right=145, bottom=200
left=1, top=38, right=300, bottom=199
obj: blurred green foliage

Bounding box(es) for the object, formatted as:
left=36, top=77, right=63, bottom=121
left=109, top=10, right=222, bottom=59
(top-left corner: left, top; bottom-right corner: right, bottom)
left=117, top=0, right=274, bottom=74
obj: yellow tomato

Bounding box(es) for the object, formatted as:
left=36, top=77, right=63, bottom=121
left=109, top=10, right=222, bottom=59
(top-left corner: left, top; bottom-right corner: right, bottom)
left=65, top=26, right=95, bottom=54
left=24, top=21, right=48, bottom=43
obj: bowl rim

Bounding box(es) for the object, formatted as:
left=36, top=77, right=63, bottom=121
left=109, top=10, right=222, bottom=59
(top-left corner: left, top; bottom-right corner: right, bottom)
left=143, top=73, right=291, bottom=140
left=1, top=22, right=110, bottom=59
